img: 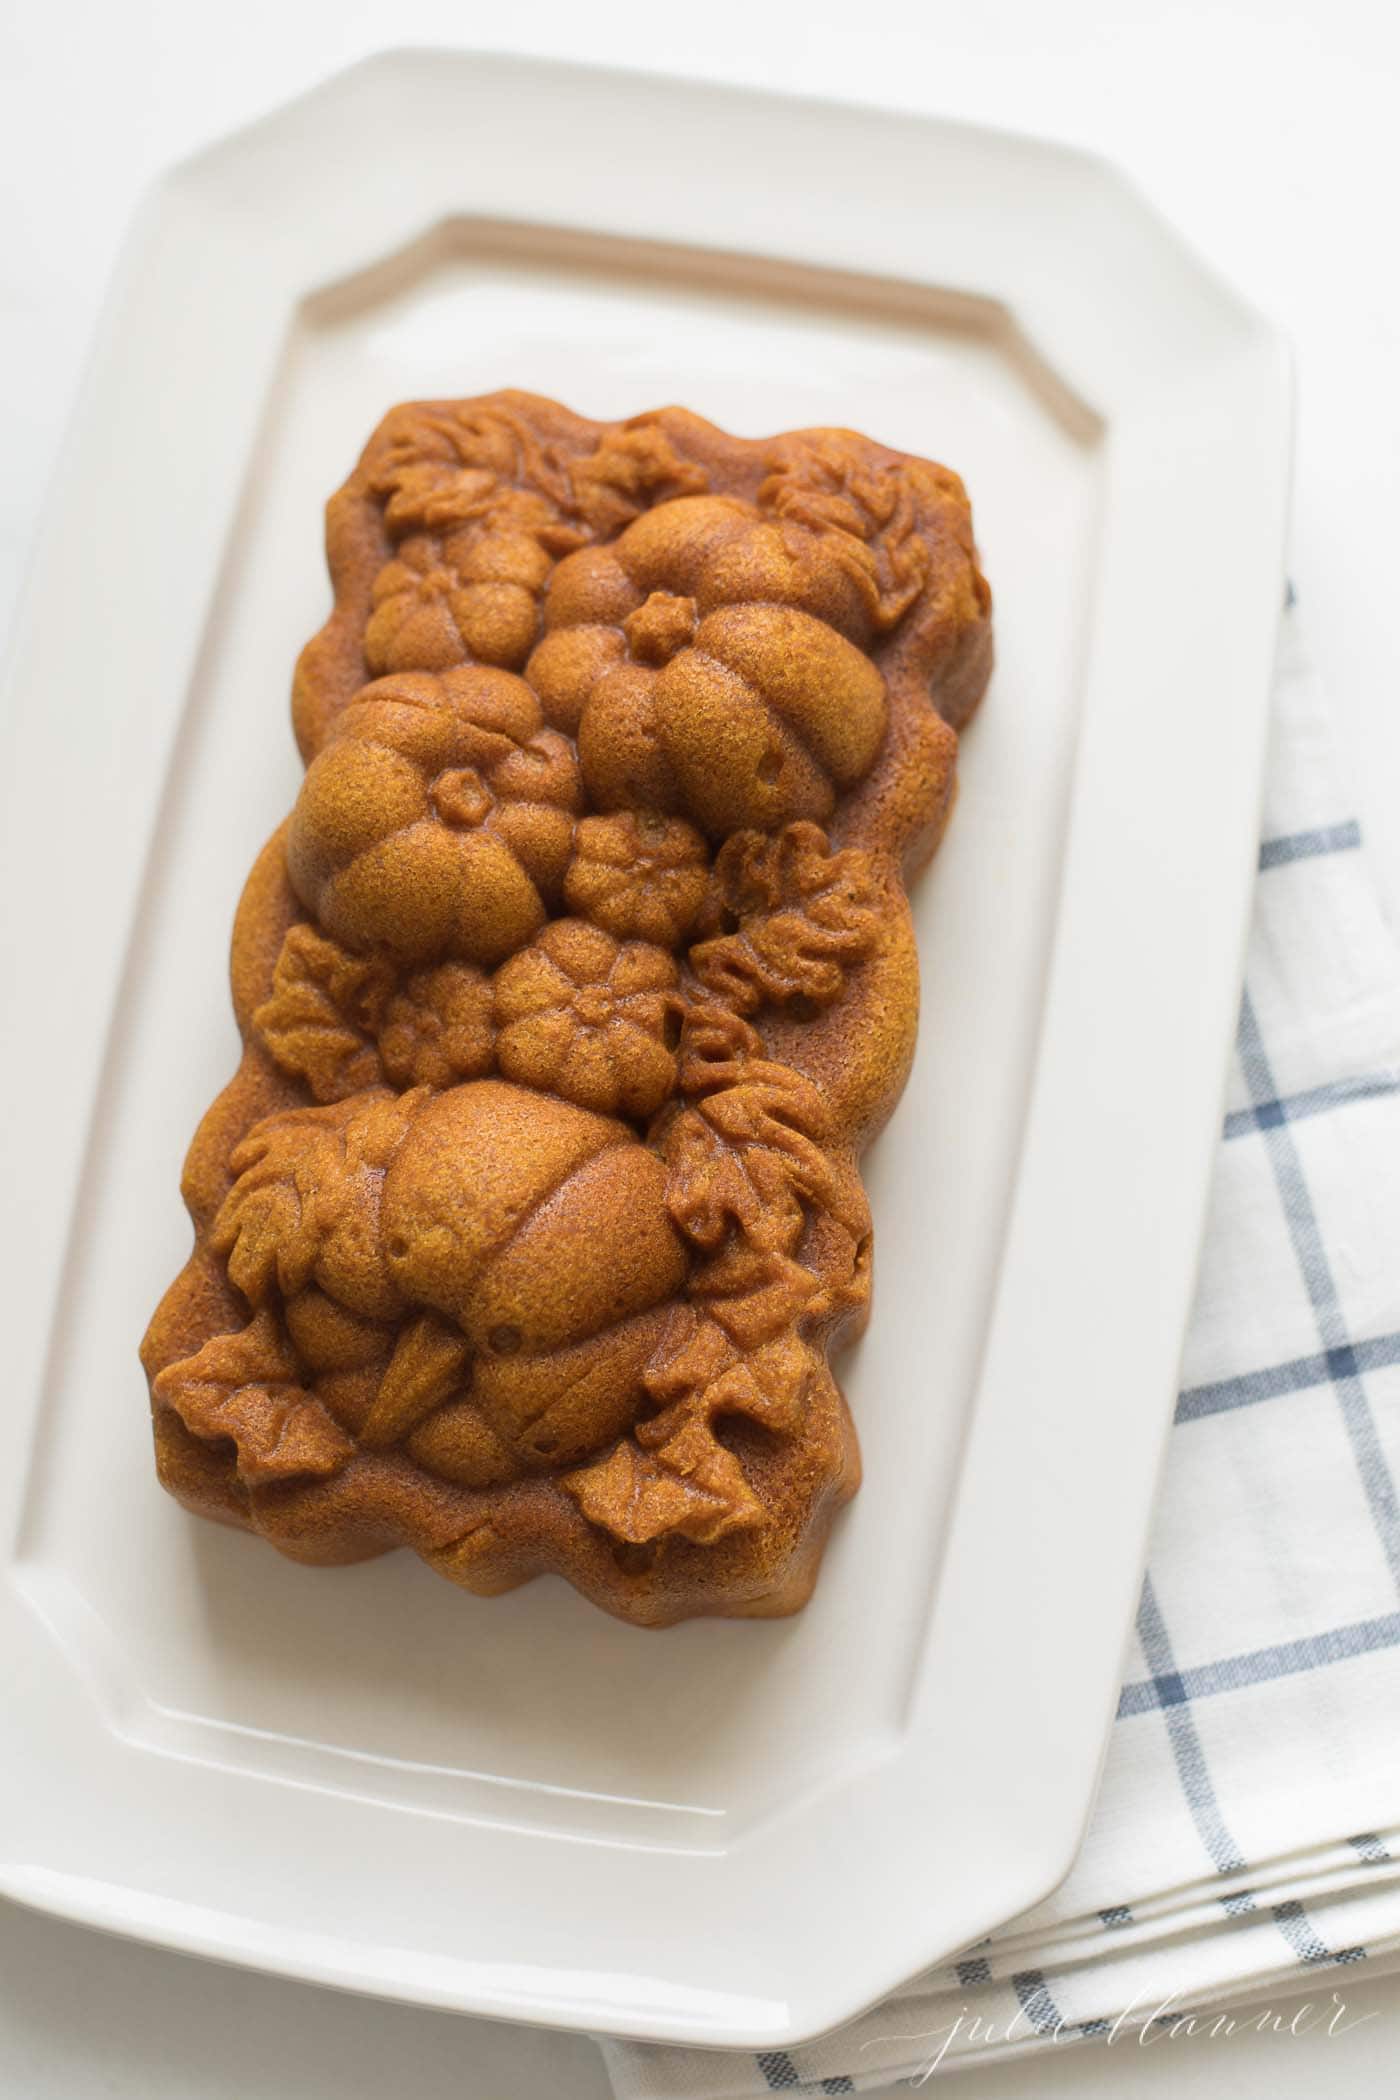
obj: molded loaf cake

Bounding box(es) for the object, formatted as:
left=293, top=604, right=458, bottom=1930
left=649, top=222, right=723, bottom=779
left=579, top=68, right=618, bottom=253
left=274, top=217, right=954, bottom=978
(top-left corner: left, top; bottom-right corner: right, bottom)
left=141, top=390, right=992, bottom=1626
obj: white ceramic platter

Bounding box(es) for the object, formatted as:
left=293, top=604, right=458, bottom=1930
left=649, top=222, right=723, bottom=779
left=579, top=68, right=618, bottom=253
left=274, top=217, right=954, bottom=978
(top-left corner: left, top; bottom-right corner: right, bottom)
left=0, top=52, right=1290, bottom=2049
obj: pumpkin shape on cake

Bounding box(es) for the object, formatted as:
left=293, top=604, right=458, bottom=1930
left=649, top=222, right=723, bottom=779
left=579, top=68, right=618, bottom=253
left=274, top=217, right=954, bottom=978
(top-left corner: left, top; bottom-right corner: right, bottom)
left=364, top=525, right=554, bottom=675
left=493, top=919, right=682, bottom=1119
left=380, top=1080, right=688, bottom=1470
left=201, top=1079, right=689, bottom=1483
left=526, top=496, right=889, bottom=835
left=286, top=666, right=582, bottom=967
left=562, top=809, right=710, bottom=947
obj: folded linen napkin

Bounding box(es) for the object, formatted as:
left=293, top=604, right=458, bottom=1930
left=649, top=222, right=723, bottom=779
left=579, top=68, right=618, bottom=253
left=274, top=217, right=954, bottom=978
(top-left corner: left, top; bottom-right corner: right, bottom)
left=602, top=611, right=1400, bottom=2095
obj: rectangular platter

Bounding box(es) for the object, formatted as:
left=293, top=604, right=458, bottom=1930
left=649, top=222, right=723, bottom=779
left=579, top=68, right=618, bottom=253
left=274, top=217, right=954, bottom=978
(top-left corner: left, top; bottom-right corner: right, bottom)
left=0, top=52, right=1290, bottom=2048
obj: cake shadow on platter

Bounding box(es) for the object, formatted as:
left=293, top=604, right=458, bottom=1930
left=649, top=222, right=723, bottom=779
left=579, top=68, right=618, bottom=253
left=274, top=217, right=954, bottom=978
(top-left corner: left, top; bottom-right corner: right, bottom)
left=141, top=389, right=992, bottom=1627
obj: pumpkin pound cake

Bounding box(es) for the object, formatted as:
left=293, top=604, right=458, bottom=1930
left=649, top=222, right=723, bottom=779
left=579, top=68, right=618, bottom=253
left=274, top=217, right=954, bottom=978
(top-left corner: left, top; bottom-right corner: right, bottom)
left=141, top=391, right=992, bottom=1626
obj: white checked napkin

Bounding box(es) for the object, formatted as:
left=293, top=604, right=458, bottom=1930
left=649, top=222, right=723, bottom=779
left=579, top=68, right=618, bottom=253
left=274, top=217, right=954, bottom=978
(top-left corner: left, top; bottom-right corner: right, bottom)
left=601, top=610, right=1400, bottom=2095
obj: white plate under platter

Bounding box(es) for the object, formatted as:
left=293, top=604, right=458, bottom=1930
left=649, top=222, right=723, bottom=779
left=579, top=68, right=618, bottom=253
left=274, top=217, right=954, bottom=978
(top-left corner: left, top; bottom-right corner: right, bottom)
left=0, top=52, right=1290, bottom=2050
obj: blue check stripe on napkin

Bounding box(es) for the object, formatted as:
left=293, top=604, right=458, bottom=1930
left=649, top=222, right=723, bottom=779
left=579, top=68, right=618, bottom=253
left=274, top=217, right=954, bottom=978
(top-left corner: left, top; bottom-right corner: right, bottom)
left=980, top=799, right=1400, bottom=2051
left=1127, top=900, right=1400, bottom=1716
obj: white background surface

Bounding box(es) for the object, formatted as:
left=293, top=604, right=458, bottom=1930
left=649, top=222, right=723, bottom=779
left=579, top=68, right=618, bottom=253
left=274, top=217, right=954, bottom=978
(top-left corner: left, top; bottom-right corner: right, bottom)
left=4, top=2, right=1398, bottom=2093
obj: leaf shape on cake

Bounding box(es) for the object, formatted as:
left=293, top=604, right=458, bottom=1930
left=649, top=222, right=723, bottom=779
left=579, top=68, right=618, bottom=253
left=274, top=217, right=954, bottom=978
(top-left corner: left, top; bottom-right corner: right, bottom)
left=153, top=1311, right=354, bottom=1484
left=252, top=924, right=392, bottom=1102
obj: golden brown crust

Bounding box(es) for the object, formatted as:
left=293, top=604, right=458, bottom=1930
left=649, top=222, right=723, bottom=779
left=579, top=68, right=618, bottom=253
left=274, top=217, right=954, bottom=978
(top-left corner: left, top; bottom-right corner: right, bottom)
left=141, top=389, right=991, bottom=1626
